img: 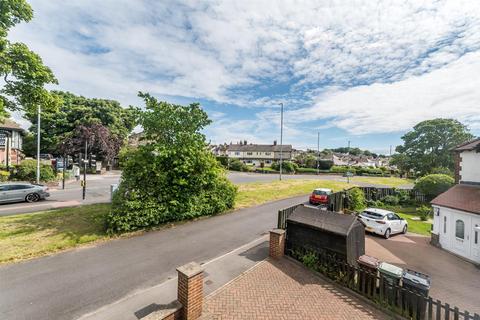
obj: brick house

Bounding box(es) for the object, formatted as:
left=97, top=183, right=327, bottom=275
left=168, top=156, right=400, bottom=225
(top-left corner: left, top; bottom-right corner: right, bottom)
left=0, top=119, right=25, bottom=167
left=431, top=138, right=480, bottom=264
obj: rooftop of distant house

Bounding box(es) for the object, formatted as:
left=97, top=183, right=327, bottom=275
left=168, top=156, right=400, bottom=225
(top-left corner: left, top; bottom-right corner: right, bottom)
left=0, top=119, right=24, bottom=131
left=227, top=141, right=292, bottom=152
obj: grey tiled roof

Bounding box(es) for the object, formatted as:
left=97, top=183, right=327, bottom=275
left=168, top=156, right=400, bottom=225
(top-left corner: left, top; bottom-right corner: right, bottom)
left=453, top=138, right=480, bottom=151
left=228, top=144, right=292, bottom=152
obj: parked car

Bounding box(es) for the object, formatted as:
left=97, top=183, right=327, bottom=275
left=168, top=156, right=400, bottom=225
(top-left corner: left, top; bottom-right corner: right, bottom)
left=358, top=208, right=407, bottom=239
left=309, top=188, right=332, bottom=205
left=0, top=183, right=50, bottom=204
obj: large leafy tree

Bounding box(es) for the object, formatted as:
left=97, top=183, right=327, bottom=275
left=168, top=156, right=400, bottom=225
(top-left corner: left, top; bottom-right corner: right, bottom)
left=107, top=93, right=237, bottom=232
left=23, top=91, right=139, bottom=155
left=395, top=119, right=474, bottom=175
left=0, top=0, right=58, bottom=118
left=57, top=124, right=123, bottom=163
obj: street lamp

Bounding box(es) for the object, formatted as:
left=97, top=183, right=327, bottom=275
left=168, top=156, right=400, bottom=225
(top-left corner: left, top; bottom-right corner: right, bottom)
left=36, top=104, right=41, bottom=184
left=279, top=102, right=284, bottom=181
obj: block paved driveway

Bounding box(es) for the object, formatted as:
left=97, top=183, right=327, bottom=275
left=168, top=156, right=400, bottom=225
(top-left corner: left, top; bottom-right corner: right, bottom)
left=201, top=258, right=389, bottom=320
left=366, top=233, right=480, bottom=314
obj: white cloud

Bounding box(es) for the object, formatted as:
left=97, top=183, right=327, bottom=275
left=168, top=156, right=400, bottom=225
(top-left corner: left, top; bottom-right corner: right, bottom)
left=6, top=0, right=480, bottom=141
left=291, top=51, right=480, bottom=134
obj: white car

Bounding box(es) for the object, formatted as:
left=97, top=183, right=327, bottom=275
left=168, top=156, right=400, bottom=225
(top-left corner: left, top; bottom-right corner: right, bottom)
left=358, top=208, right=408, bottom=239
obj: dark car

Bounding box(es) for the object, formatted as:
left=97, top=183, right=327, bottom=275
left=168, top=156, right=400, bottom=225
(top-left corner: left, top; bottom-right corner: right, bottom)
left=309, top=188, right=333, bottom=205
left=0, top=183, right=50, bottom=204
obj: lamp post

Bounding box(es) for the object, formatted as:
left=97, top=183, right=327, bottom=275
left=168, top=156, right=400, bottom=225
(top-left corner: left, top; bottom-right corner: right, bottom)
left=279, top=102, right=284, bottom=181
left=36, top=104, right=41, bottom=184
left=317, top=132, right=320, bottom=175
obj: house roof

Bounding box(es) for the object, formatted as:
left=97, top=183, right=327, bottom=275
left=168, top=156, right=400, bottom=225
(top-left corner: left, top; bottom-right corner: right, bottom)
left=0, top=119, right=24, bottom=132
left=431, top=184, right=480, bottom=215
left=287, top=205, right=361, bottom=236
left=228, top=144, right=293, bottom=152
left=452, top=138, right=480, bottom=152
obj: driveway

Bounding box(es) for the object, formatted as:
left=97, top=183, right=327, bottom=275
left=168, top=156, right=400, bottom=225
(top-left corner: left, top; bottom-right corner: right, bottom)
left=366, top=233, right=480, bottom=314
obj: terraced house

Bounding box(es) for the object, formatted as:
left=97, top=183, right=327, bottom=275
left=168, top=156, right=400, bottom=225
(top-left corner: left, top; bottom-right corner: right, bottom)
left=227, top=140, right=292, bottom=167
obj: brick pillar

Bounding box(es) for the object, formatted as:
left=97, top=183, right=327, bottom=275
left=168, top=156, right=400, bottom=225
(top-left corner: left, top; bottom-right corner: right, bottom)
left=454, top=152, right=462, bottom=184
left=177, top=262, right=203, bottom=320
left=269, top=229, right=286, bottom=258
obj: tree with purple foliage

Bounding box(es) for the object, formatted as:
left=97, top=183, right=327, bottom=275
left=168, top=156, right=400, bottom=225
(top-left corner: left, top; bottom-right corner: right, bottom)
left=58, top=124, right=123, bottom=164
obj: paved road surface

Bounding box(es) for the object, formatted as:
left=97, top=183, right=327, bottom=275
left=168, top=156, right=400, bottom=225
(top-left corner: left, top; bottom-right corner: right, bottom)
left=0, top=196, right=307, bottom=320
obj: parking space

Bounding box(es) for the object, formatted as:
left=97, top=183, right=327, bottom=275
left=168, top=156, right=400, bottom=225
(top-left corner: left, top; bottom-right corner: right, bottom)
left=365, top=233, right=480, bottom=314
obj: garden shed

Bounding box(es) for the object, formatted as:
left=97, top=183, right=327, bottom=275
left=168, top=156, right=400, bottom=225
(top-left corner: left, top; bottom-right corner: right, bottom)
left=285, top=205, right=365, bottom=265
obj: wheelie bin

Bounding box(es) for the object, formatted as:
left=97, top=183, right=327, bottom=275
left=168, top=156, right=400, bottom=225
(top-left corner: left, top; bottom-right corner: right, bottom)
left=378, top=262, right=403, bottom=307
left=357, top=255, right=380, bottom=296
left=402, top=268, right=431, bottom=320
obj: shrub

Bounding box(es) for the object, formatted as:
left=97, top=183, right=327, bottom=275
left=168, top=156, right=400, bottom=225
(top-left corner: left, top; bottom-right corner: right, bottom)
left=271, top=161, right=298, bottom=173
left=381, top=195, right=399, bottom=206
left=296, top=167, right=317, bottom=174
left=430, top=167, right=454, bottom=176
left=216, top=156, right=229, bottom=167
left=330, top=166, right=356, bottom=174
left=414, top=174, right=454, bottom=201
left=12, top=160, right=56, bottom=182
left=318, top=159, right=333, bottom=170
left=417, top=205, right=432, bottom=221
left=228, top=158, right=249, bottom=172
left=107, top=94, right=237, bottom=233
left=0, top=170, right=10, bottom=182
left=346, top=187, right=366, bottom=211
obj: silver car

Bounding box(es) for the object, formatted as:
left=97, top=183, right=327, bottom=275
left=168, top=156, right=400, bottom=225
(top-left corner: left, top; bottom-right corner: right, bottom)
left=0, top=183, right=50, bottom=204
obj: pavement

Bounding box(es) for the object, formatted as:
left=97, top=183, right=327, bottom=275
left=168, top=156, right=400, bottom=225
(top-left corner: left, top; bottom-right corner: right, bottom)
left=366, top=233, right=480, bottom=314
left=78, top=237, right=268, bottom=320
left=0, top=195, right=306, bottom=320
left=202, top=258, right=388, bottom=320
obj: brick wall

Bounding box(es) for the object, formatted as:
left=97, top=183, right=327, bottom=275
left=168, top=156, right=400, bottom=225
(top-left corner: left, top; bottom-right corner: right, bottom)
left=269, top=229, right=285, bottom=258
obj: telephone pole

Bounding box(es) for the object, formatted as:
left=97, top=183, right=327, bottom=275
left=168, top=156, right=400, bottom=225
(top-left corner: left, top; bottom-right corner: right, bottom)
left=279, top=102, right=284, bottom=181
left=82, top=140, right=87, bottom=200
left=36, top=104, right=41, bottom=184
left=317, top=132, right=320, bottom=175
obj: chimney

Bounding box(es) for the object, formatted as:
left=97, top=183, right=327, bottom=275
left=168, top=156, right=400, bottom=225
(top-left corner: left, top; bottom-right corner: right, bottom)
left=273, top=140, right=277, bottom=146
left=244, top=140, right=247, bottom=145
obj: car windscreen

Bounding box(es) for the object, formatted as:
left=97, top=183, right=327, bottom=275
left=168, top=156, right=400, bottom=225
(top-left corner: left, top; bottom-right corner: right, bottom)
left=360, top=211, right=385, bottom=219
left=313, top=190, right=329, bottom=195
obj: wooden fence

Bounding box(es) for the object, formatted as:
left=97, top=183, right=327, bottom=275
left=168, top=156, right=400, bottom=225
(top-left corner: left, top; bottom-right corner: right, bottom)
left=287, top=246, right=479, bottom=320
left=277, top=204, right=301, bottom=229
left=359, top=187, right=426, bottom=203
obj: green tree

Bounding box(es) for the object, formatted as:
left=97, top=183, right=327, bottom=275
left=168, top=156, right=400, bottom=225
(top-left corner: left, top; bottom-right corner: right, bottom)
left=414, top=174, right=454, bottom=201
left=395, top=119, right=474, bottom=175
left=24, top=91, right=139, bottom=154
left=107, top=93, right=237, bottom=232
left=0, top=0, right=58, bottom=118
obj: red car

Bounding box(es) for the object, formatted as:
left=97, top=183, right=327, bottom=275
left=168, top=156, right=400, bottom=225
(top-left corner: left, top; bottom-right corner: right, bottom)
left=309, top=188, right=333, bottom=205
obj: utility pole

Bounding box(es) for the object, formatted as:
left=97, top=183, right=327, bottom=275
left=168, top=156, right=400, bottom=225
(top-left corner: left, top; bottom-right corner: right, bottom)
left=62, top=155, right=66, bottom=190
left=347, top=140, right=351, bottom=154
left=83, top=140, right=87, bottom=200
left=36, top=104, right=41, bottom=184
left=389, top=145, right=392, bottom=156
left=317, top=132, right=320, bottom=175
left=279, top=102, right=284, bottom=181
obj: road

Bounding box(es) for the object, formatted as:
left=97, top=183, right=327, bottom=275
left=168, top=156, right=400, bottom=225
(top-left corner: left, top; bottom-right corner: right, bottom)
left=0, top=171, right=411, bottom=216
left=0, top=195, right=306, bottom=320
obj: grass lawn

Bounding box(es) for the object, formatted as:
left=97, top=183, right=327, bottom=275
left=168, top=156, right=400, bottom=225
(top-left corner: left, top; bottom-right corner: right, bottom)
left=349, top=176, right=413, bottom=188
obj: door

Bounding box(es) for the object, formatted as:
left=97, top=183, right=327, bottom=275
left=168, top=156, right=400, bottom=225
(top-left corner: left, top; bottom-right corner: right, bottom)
left=0, top=185, right=9, bottom=203
left=387, top=213, right=401, bottom=233
left=471, top=217, right=480, bottom=263
left=452, top=214, right=470, bottom=257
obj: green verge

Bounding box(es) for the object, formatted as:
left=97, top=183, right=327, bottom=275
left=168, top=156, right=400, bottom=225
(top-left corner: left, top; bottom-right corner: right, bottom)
left=0, top=176, right=413, bottom=264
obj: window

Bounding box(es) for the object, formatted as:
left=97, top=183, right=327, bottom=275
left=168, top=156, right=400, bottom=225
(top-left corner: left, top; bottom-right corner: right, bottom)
left=246, top=152, right=253, bottom=155
left=455, top=219, right=465, bottom=239
left=475, top=224, right=478, bottom=245
left=265, top=152, right=271, bottom=155
left=361, top=211, right=384, bottom=219
left=387, top=213, right=395, bottom=220
left=444, top=216, right=447, bottom=233
left=235, top=152, right=240, bottom=156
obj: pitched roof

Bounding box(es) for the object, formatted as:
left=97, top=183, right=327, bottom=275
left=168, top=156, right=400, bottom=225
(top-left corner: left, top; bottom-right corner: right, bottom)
left=287, top=205, right=361, bottom=236
left=0, top=119, right=23, bottom=131
left=431, top=184, right=480, bottom=215
left=452, top=138, right=480, bottom=152
left=228, top=144, right=292, bottom=152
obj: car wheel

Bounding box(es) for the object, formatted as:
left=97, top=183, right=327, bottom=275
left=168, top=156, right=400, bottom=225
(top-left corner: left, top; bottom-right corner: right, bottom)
left=384, top=228, right=391, bottom=239
left=26, top=193, right=40, bottom=203
left=402, top=225, right=408, bottom=234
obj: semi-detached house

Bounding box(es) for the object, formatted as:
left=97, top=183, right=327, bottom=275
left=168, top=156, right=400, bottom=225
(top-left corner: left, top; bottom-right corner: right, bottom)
left=431, top=138, right=480, bottom=265
left=227, top=141, right=292, bottom=167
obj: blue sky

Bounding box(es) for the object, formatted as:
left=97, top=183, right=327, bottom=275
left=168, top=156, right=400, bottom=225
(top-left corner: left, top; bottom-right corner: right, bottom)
left=9, top=0, right=480, bottom=154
